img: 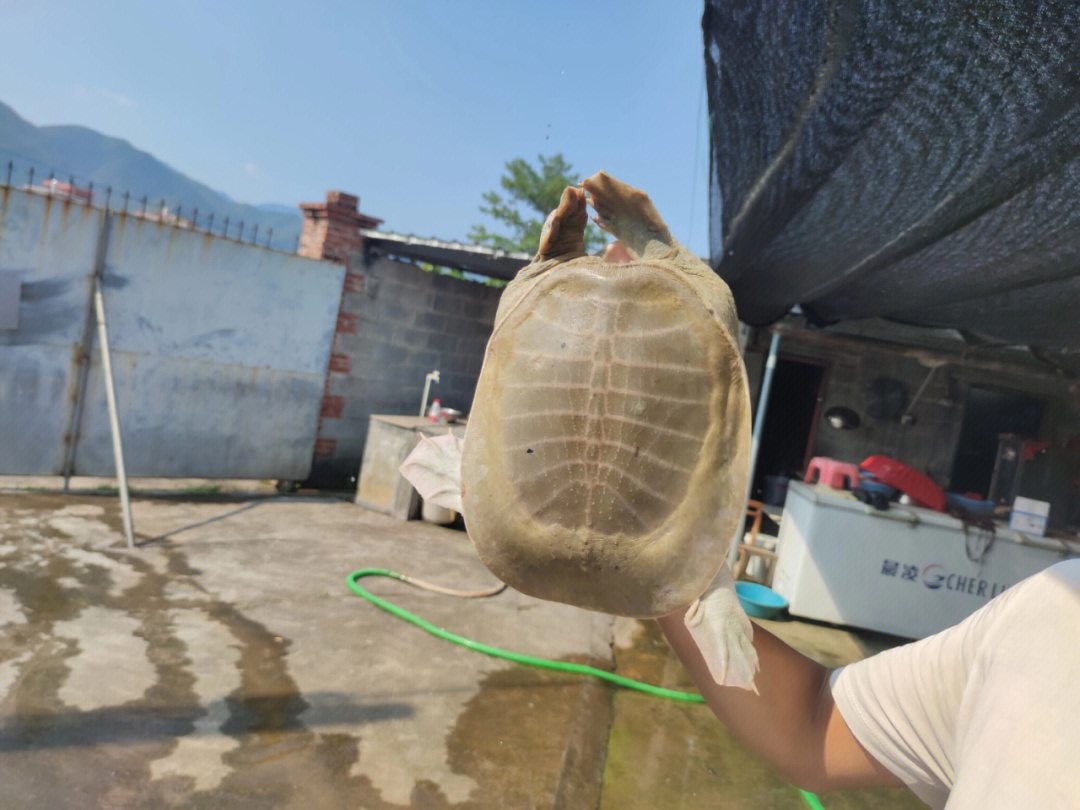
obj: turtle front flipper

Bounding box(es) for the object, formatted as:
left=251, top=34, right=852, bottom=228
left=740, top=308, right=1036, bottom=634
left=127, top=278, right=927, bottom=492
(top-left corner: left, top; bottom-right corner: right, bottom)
left=535, top=186, right=589, bottom=262
left=581, top=171, right=675, bottom=261
left=683, top=565, right=759, bottom=693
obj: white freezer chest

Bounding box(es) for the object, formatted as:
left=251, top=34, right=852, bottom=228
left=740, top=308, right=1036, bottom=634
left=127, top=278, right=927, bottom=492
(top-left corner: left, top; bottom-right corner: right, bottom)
left=772, top=481, right=1078, bottom=639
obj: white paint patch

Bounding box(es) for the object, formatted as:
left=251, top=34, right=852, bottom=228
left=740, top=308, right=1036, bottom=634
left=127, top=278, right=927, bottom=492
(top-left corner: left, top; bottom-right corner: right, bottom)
left=148, top=609, right=242, bottom=791
left=284, top=618, right=482, bottom=804
left=352, top=678, right=480, bottom=804
left=0, top=651, right=32, bottom=700
left=55, top=504, right=107, bottom=518
left=611, top=616, right=646, bottom=650
left=61, top=547, right=143, bottom=597
left=0, top=587, right=26, bottom=626
left=53, top=606, right=156, bottom=711
left=48, top=515, right=114, bottom=543
left=358, top=708, right=477, bottom=807
left=163, top=580, right=210, bottom=603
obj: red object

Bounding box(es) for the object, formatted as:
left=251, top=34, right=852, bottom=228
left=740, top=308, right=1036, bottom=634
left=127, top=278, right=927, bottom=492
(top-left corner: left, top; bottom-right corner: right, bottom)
left=1021, top=440, right=1050, bottom=462
left=804, top=457, right=862, bottom=490
left=427, top=398, right=442, bottom=422
left=313, top=437, right=337, bottom=457
left=859, top=456, right=946, bottom=511
left=320, top=395, right=344, bottom=419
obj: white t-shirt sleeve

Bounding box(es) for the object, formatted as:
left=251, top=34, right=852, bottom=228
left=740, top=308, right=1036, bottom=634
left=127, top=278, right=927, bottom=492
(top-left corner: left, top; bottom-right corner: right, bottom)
left=830, top=559, right=1080, bottom=809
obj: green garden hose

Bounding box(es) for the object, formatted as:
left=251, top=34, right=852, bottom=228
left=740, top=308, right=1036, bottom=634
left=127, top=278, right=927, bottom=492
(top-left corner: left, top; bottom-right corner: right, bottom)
left=346, top=567, right=825, bottom=810
left=347, top=567, right=704, bottom=702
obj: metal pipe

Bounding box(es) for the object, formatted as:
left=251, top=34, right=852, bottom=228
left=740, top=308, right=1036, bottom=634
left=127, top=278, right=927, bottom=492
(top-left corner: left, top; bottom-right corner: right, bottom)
left=92, top=277, right=135, bottom=549
left=419, top=369, right=440, bottom=416
left=64, top=214, right=113, bottom=489
left=729, top=329, right=781, bottom=568
left=747, top=330, right=781, bottom=499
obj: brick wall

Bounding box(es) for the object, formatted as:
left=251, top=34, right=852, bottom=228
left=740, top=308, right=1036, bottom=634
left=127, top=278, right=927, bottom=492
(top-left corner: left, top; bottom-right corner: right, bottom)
left=309, top=255, right=502, bottom=486
left=298, top=190, right=382, bottom=264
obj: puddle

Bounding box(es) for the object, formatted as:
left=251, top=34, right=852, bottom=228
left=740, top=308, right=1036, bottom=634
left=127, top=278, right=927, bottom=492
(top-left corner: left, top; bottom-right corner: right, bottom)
left=598, top=618, right=925, bottom=810
left=0, top=493, right=620, bottom=809
left=0, top=493, right=374, bottom=809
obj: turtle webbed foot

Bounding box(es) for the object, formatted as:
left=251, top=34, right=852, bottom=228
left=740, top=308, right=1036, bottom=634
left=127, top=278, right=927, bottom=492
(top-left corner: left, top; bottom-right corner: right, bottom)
left=581, top=172, right=674, bottom=260
left=536, top=186, right=589, bottom=262
left=683, top=565, right=760, bottom=692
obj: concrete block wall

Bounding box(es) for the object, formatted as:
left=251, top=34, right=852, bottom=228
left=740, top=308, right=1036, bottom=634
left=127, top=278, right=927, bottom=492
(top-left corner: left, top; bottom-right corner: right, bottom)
left=750, top=331, right=1080, bottom=491
left=295, top=188, right=504, bottom=487
left=806, top=349, right=963, bottom=485
left=310, top=254, right=502, bottom=485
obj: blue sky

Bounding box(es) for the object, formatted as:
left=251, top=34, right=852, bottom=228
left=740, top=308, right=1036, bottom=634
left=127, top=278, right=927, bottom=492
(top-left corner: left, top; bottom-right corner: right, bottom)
left=2, top=1, right=710, bottom=253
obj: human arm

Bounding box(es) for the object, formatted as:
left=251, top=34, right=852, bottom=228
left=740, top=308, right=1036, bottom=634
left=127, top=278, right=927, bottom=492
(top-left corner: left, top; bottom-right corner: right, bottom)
left=657, top=611, right=903, bottom=793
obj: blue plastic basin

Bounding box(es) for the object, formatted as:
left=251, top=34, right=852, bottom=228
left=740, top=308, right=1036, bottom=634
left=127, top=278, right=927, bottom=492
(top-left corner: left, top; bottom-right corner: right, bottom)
left=858, top=480, right=898, bottom=498
left=946, top=493, right=996, bottom=516
left=735, top=581, right=789, bottom=619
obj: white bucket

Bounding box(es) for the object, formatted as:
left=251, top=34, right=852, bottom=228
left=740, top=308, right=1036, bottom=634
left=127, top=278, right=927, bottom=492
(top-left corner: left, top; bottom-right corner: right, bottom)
left=421, top=500, right=456, bottom=525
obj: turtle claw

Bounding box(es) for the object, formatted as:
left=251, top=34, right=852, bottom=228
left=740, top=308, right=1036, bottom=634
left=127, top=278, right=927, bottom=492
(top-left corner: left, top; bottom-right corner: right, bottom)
left=581, top=172, right=673, bottom=259
left=536, top=186, right=588, bottom=262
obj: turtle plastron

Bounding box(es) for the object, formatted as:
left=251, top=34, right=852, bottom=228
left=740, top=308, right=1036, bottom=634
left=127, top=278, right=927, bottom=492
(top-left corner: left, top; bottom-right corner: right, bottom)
left=400, top=174, right=758, bottom=691
left=400, top=435, right=760, bottom=692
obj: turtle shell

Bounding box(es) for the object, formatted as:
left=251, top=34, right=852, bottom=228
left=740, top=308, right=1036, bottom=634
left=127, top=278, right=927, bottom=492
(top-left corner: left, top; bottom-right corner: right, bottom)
left=461, top=256, right=751, bottom=618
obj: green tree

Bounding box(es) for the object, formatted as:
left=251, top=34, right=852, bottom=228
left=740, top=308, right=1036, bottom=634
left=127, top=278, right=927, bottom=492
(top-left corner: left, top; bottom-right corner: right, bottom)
left=469, top=154, right=606, bottom=255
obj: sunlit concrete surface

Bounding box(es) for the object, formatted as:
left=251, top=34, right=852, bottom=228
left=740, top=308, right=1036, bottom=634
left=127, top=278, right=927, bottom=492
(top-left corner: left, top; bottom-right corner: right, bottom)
left=0, top=483, right=612, bottom=809
left=0, top=479, right=921, bottom=809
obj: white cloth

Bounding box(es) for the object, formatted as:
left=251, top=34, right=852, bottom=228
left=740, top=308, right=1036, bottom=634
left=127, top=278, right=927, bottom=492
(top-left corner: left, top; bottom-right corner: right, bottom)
left=830, top=559, right=1080, bottom=809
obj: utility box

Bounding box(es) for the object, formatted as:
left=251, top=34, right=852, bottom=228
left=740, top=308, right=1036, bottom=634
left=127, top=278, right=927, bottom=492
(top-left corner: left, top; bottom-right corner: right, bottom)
left=355, top=415, right=466, bottom=519
left=1010, top=497, right=1050, bottom=536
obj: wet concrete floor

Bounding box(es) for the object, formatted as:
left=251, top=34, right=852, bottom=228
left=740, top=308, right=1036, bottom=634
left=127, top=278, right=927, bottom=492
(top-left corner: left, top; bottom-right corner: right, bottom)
left=0, top=482, right=922, bottom=809
left=601, top=618, right=924, bottom=810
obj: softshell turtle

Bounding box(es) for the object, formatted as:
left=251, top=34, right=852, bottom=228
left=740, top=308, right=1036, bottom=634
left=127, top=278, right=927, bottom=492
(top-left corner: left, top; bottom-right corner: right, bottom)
left=402, top=173, right=758, bottom=689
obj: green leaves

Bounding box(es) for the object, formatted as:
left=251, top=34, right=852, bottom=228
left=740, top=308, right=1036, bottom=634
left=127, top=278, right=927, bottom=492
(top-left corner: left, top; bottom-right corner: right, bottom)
left=469, top=154, right=606, bottom=255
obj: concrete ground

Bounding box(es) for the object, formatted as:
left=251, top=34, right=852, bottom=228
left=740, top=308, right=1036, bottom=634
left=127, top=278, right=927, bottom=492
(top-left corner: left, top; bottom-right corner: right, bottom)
left=0, top=479, right=922, bottom=809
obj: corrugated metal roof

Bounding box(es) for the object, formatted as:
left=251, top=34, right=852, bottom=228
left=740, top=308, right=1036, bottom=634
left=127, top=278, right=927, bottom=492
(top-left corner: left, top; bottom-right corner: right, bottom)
left=360, top=229, right=530, bottom=281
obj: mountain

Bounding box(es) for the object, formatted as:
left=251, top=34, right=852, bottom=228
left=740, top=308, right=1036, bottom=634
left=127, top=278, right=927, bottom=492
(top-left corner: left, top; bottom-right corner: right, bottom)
left=0, top=101, right=302, bottom=251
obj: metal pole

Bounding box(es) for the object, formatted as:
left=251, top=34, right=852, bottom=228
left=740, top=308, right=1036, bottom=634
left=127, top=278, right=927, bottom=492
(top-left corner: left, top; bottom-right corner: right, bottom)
left=747, top=330, right=781, bottom=501
left=92, top=277, right=135, bottom=549
left=64, top=213, right=112, bottom=489
left=729, top=329, right=781, bottom=568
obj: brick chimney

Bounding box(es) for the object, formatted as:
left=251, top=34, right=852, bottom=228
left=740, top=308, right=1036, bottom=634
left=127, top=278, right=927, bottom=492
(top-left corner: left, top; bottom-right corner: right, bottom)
left=298, top=190, right=383, bottom=264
